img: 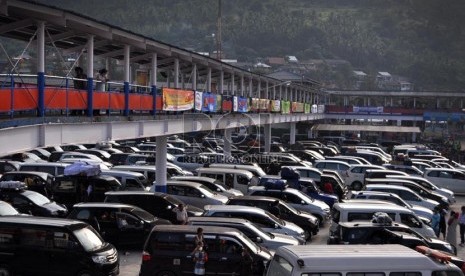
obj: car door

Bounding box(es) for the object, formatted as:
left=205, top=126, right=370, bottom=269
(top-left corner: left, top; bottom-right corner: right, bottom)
left=199, top=235, right=243, bottom=275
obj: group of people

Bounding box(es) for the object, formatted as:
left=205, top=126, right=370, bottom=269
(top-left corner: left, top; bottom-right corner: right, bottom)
left=73, top=66, right=109, bottom=91
left=431, top=205, right=465, bottom=249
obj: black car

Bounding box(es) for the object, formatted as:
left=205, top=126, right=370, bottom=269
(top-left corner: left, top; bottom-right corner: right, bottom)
left=328, top=220, right=456, bottom=255
left=104, top=191, right=203, bottom=224
left=68, top=202, right=171, bottom=247
left=226, top=195, right=319, bottom=239
left=0, top=181, right=67, bottom=217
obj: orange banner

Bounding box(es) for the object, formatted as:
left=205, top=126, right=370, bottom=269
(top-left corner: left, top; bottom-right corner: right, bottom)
left=162, top=88, right=194, bottom=111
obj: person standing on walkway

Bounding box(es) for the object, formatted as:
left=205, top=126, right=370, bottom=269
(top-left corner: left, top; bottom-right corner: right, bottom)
left=192, top=241, right=207, bottom=275
left=447, top=210, right=459, bottom=249
left=431, top=207, right=441, bottom=237
left=459, top=206, right=465, bottom=246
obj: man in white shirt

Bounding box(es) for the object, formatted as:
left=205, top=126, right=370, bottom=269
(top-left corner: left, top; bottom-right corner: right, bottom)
left=173, top=204, right=188, bottom=225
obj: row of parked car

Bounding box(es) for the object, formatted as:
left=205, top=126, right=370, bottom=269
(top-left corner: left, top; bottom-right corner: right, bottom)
left=0, top=136, right=464, bottom=275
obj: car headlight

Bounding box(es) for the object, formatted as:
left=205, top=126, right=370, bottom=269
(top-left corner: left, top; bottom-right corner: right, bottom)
left=92, top=255, right=110, bottom=264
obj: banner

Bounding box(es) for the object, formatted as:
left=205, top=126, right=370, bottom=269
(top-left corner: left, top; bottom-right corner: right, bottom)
left=271, top=100, right=281, bottom=112
left=292, top=102, right=304, bottom=113
left=195, top=91, right=203, bottom=111
left=250, top=98, right=260, bottom=112
left=162, top=88, right=194, bottom=111
left=304, top=103, right=311, bottom=114
left=259, top=99, right=270, bottom=111
left=222, top=95, right=233, bottom=112
left=281, top=101, right=291, bottom=114
left=237, top=97, right=248, bottom=113
left=233, top=96, right=238, bottom=112
left=201, top=92, right=217, bottom=112
left=353, top=106, right=383, bottom=113
left=216, top=94, right=222, bottom=112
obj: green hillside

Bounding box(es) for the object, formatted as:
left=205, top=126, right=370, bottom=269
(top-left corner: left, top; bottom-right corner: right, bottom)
left=36, top=0, right=465, bottom=90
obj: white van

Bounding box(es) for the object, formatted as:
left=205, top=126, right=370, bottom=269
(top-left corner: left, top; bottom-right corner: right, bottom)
left=206, top=163, right=266, bottom=178
left=100, top=170, right=148, bottom=190
left=196, top=167, right=256, bottom=194
left=330, top=202, right=435, bottom=238
left=266, top=244, right=463, bottom=276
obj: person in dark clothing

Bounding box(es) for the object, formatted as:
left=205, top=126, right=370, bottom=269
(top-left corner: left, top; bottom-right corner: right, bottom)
left=439, top=209, right=447, bottom=240
left=74, top=66, right=87, bottom=90
left=269, top=200, right=281, bottom=218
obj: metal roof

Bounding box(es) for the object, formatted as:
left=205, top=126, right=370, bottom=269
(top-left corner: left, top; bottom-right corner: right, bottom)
left=312, top=124, right=421, bottom=133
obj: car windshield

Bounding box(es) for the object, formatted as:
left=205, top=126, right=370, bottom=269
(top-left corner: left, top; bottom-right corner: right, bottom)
left=166, top=195, right=184, bottom=205
left=198, top=185, right=215, bottom=196
left=24, top=191, right=51, bottom=205
left=265, top=210, right=285, bottom=225
left=248, top=222, right=271, bottom=238
left=236, top=230, right=260, bottom=253
left=0, top=202, right=19, bottom=215
left=131, top=207, right=155, bottom=221
left=73, top=226, right=105, bottom=252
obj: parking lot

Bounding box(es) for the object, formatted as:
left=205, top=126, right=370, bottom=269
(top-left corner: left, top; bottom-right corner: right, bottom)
left=118, top=195, right=465, bottom=276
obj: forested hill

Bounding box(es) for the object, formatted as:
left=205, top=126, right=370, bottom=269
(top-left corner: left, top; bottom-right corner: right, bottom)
left=37, top=0, right=465, bottom=90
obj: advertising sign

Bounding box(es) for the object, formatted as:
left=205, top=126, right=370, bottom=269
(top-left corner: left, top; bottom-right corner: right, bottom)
left=201, top=92, right=217, bottom=112
left=259, top=99, right=270, bottom=111
left=271, top=100, right=281, bottom=112
left=222, top=95, right=233, bottom=112
left=250, top=98, right=260, bottom=112
left=162, top=88, right=194, bottom=111
left=237, top=97, right=248, bottom=113
left=304, top=103, right=311, bottom=114
left=194, top=91, right=203, bottom=111
left=281, top=101, right=291, bottom=114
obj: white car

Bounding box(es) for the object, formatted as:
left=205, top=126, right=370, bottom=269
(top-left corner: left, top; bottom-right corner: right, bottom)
left=423, top=168, right=465, bottom=194
left=313, top=160, right=351, bottom=182
left=345, top=164, right=385, bottom=191
left=364, top=184, right=439, bottom=211
left=172, top=154, right=209, bottom=172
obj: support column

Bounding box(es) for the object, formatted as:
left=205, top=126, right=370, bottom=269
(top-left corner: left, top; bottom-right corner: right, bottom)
left=265, top=81, right=269, bottom=99
left=412, top=121, right=417, bottom=142
left=154, top=135, right=168, bottom=193
left=151, top=53, right=157, bottom=115
left=192, top=64, right=197, bottom=90
left=231, top=72, right=235, bottom=95
left=87, top=34, right=94, bottom=117
left=257, top=80, right=261, bottom=98
left=123, top=45, right=130, bottom=116
left=37, top=21, right=45, bottom=117
left=248, top=77, right=253, bottom=98
left=207, top=68, right=212, bottom=91
left=264, top=124, right=271, bottom=153
left=224, top=128, right=232, bottom=160
left=174, top=58, right=179, bottom=88
left=219, top=70, right=224, bottom=94
left=240, top=74, right=244, bottom=96
left=290, top=122, right=296, bottom=145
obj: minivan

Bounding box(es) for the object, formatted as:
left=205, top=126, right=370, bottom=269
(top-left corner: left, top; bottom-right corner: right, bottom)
left=187, top=216, right=302, bottom=249
left=104, top=191, right=203, bottom=223
left=203, top=204, right=307, bottom=241
left=100, top=170, right=147, bottom=190
left=330, top=202, right=436, bottom=238
left=19, top=162, right=69, bottom=176
left=169, top=176, right=243, bottom=197
left=196, top=167, right=256, bottom=194
left=0, top=216, right=119, bottom=276
left=139, top=225, right=272, bottom=276
left=68, top=202, right=171, bottom=247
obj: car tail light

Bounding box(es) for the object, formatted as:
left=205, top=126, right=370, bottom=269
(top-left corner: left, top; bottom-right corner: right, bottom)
left=461, top=262, right=465, bottom=274
left=142, top=251, right=151, bottom=262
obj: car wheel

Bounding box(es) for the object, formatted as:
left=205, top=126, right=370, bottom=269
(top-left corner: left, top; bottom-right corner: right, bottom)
left=0, top=266, right=11, bottom=276
left=157, top=271, right=176, bottom=276
left=352, top=181, right=362, bottom=191
left=76, top=270, right=93, bottom=276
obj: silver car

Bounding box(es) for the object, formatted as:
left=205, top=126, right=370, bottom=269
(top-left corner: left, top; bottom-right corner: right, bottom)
left=187, top=216, right=302, bottom=249
left=152, top=181, right=229, bottom=209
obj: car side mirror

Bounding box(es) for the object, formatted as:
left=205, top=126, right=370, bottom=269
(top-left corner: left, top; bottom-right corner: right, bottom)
left=274, top=223, right=279, bottom=229
left=301, top=200, right=306, bottom=205
left=167, top=205, right=173, bottom=210
left=200, top=194, right=205, bottom=198
left=256, top=237, right=263, bottom=243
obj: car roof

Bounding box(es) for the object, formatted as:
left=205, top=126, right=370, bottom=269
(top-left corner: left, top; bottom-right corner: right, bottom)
left=166, top=180, right=203, bottom=188
left=365, top=184, right=417, bottom=192
left=334, top=202, right=409, bottom=211
left=72, top=202, right=141, bottom=209
left=204, top=204, right=267, bottom=214
left=170, top=176, right=217, bottom=183
left=196, top=167, right=254, bottom=176
left=151, top=224, right=243, bottom=236
left=0, top=216, right=87, bottom=227
left=248, top=186, right=299, bottom=194
left=338, top=221, right=408, bottom=228
left=228, top=195, right=281, bottom=202
left=105, top=190, right=167, bottom=197
left=2, top=171, right=53, bottom=178
left=188, top=216, right=252, bottom=224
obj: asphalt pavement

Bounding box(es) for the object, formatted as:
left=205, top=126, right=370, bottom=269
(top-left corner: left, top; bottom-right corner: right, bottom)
left=119, top=195, right=465, bottom=276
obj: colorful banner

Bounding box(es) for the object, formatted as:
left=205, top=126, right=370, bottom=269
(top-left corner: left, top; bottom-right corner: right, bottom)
left=162, top=88, right=194, bottom=111
left=271, top=100, right=281, bottom=112
left=259, top=99, right=270, bottom=111
left=233, top=96, right=238, bottom=112
left=281, top=101, right=291, bottom=114
left=194, top=91, right=203, bottom=111
left=216, top=94, right=222, bottom=112
left=237, top=97, right=248, bottom=113
left=304, top=103, right=311, bottom=114
left=222, top=96, right=233, bottom=112
left=201, top=92, right=217, bottom=112
left=292, top=102, right=304, bottom=113
left=250, top=98, right=260, bottom=112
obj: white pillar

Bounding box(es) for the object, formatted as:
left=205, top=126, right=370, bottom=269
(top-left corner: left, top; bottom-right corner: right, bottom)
left=264, top=124, right=271, bottom=152
left=150, top=53, right=157, bottom=86
left=219, top=70, right=224, bottom=94
left=231, top=72, right=235, bottom=95
left=87, top=35, right=94, bottom=79
left=37, top=21, right=45, bottom=73
left=240, top=75, right=244, bottom=96
left=257, top=80, right=261, bottom=98
left=224, top=128, right=232, bottom=160
left=248, top=77, right=253, bottom=97
left=155, top=136, right=168, bottom=192
left=207, top=67, right=212, bottom=91
left=174, top=58, right=179, bottom=88
left=192, top=64, right=197, bottom=90
left=290, top=122, right=296, bottom=145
